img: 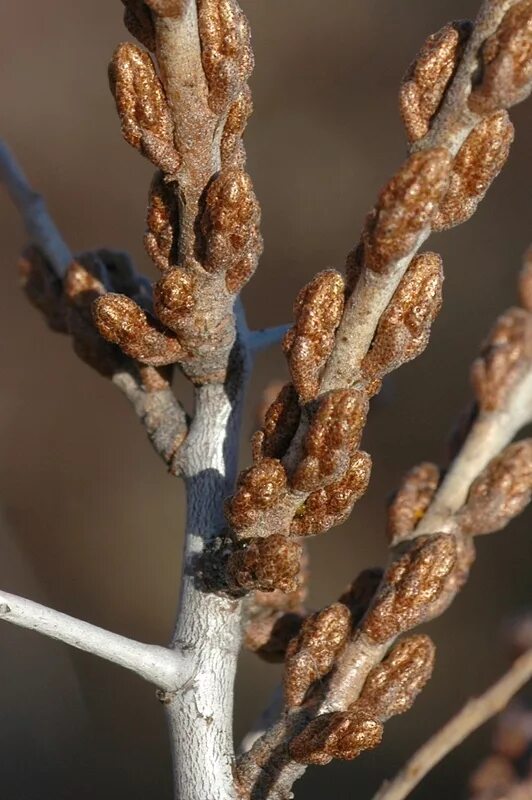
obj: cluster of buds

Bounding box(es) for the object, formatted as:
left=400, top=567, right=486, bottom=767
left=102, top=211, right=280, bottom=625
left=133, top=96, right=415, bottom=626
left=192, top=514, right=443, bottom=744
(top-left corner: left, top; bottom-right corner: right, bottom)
left=93, top=0, right=262, bottom=383
left=290, top=634, right=435, bottom=765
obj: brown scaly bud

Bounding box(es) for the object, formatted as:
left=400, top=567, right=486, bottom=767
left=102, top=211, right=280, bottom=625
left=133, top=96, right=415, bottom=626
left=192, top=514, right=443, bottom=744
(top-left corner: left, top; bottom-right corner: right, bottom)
left=144, top=172, right=179, bottom=272
left=200, top=167, right=262, bottom=294
left=225, top=458, right=288, bottom=534
left=122, top=0, right=156, bottom=51
left=289, top=708, right=383, bottom=766
left=284, top=604, right=352, bottom=708
left=109, top=43, right=179, bottom=175
left=245, top=612, right=305, bottom=664
left=400, top=21, right=473, bottom=143
left=432, top=111, right=514, bottom=232
left=221, top=86, right=253, bottom=167
left=338, top=568, right=385, bottom=628
left=361, top=252, right=443, bottom=382
left=198, top=0, right=254, bottom=114
left=363, top=534, right=458, bottom=643
left=291, top=390, right=369, bottom=493
left=361, top=148, right=452, bottom=274
left=283, top=271, right=346, bottom=404
left=152, top=268, right=198, bottom=333
left=387, top=462, right=441, bottom=545
left=19, top=247, right=67, bottom=333
left=471, top=308, right=532, bottom=412
left=290, top=451, right=372, bottom=537
left=92, top=293, right=185, bottom=366
left=64, top=262, right=124, bottom=378
left=358, top=634, right=436, bottom=720
left=469, top=0, right=532, bottom=115
left=226, top=534, right=302, bottom=594
left=457, top=440, right=532, bottom=536
left=253, top=383, right=301, bottom=462
left=518, top=245, right=532, bottom=312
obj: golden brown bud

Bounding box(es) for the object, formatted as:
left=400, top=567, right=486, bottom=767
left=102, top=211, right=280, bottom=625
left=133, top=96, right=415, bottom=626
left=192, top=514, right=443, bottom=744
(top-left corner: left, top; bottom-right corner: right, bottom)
left=254, top=383, right=301, bottom=462
left=457, top=440, right=532, bottom=536
left=358, top=634, right=436, bottom=720
left=153, top=268, right=198, bottom=332
left=400, top=21, right=472, bottom=143
left=200, top=167, right=262, bottom=293
left=289, top=709, right=383, bottom=765
left=225, top=458, right=288, bottom=534
left=283, top=270, right=346, bottom=404
left=109, top=43, right=179, bottom=174
left=221, top=86, right=253, bottom=166
left=226, top=534, right=302, bottom=594
left=362, top=149, right=452, bottom=274
left=144, top=172, right=179, bottom=271
left=387, top=462, right=441, bottom=545
left=363, top=534, right=458, bottom=643
left=471, top=308, right=532, bottom=412
left=284, top=603, right=352, bottom=708
left=432, top=111, right=514, bottom=231
left=290, top=451, right=372, bottom=537
left=198, top=0, right=254, bottom=113
left=469, top=0, right=532, bottom=114
left=362, top=252, right=443, bottom=382
left=291, top=390, right=369, bottom=493
left=92, top=293, right=185, bottom=366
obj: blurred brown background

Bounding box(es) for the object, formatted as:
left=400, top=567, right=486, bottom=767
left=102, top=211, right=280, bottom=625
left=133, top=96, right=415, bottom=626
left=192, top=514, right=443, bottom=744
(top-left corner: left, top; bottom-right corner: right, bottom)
left=0, top=2, right=531, bottom=798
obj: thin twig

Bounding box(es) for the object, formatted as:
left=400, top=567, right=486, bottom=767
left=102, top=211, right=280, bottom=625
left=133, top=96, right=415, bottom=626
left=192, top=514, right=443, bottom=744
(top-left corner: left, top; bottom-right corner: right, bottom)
left=0, top=589, right=193, bottom=691
left=0, top=140, right=72, bottom=277
left=372, top=648, right=532, bottom=800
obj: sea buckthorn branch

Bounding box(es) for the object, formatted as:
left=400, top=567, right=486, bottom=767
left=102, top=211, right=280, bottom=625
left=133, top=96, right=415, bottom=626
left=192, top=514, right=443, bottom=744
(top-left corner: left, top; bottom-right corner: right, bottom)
left=225, top=0, right=531, bottom=620
left=235, top=250, right=532, bottom=800
left=95, top=0, right=262, bottom=385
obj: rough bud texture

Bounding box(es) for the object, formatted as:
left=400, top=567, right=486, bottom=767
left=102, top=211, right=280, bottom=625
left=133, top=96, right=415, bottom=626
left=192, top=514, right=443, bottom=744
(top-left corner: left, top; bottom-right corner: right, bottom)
left=109, top=43, right=179, bottom=174
left=200, top=167, right=262, bottom=294
left=387, top=462, right=441, bottom=545
left=198, top=0, right=254, bottom=114
left=244, top=611, right=304, bottom=663
left=221, top=86, right=253, bottom=166
left=92, top=293, right=185, bottom=366
left=290, top=390, right=369, bottom=493
left=469, top=0, right=532, bottom=114
left=432, top=111, right=514, bottom=231
left=144, top=172, right=179, bottom=272
left=363, top=534, right=458, bottom=643
left=361, top=148, right=452, bottom=274
left=225, top=458, right=288, bottom=534
left=253, top=383, right=302, bottom=461
left=290, top=451, right=372, bottom=537
left=284, top=603, right=352, bottom=708
left=226, top=534, right=302, bottom=593
left=400, top=21, right=473, bottom=143
left=457, top=440, right=532, bottom=536
left=283, top=270, right=346, bottom=404
left=361, top=252, right=443, bottom=381
left=358, top=634, right=436, bottom=720
left=471, top=308, right=532, bottom=412
left=152, top=269, right=198, bottom=331
left=289, top=709, right=383, bottom=766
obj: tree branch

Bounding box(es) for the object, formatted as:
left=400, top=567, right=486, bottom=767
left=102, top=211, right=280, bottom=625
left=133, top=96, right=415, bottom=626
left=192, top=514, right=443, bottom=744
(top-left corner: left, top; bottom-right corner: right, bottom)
left=0, top=589, right=193, bottom=691
left=0, top=140, right=72, bottom=277
left=372, top=648, right=532, bottom=800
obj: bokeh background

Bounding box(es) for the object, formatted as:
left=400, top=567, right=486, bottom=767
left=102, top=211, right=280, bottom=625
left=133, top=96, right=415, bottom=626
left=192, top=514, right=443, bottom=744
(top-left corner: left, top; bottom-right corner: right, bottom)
left=0, top=1, right=531, bottom=798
